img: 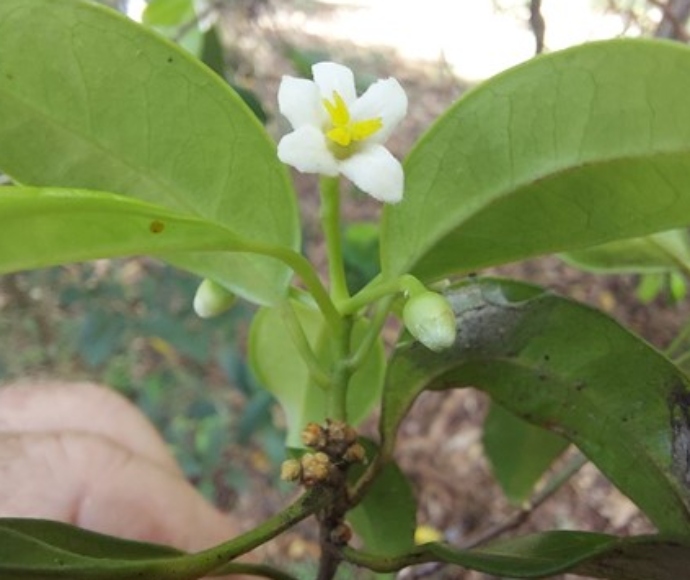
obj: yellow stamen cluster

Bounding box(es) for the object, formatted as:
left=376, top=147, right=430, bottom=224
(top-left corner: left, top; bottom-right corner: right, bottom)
left=323, top=91, right=382, bottom=147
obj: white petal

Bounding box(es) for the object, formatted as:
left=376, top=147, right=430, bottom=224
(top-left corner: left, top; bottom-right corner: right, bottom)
left=278, top=126, right=339, bottom=176
left=278, top=76, right=325, bottom=128
left=350, top=78, right=407, bottom=143
left=340, top=145, right=404, bottom=203
left=312, top=62, right=357, bottom=104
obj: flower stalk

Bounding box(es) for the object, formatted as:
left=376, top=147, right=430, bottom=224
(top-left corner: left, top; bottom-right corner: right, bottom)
left=320, top=176, right=350, bottom=305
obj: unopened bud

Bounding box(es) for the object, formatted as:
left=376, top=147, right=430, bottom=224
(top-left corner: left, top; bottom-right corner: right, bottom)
left=280, top=459, right=302, bottom=482
left=343, top=442, right=366, bottom=464
left=403, top=291, right=456, bottom=352
left=193, top=278, right=237, bottom=319
left=300, top=452, right=332, bottom=486
left=301, top=422, right=328, bottom=449
left=326, top=420, right=358, bottom=446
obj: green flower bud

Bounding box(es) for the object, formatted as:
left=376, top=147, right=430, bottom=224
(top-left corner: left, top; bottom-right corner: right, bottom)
left=193, top=279, right=237, bottom=319
left=403, top=291, right=456, bottom=352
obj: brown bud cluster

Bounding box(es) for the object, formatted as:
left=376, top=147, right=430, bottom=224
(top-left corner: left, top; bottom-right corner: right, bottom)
left=283, top=420, right=367, bottom=488
left=280, top=459, right=302, bottom=482
left=342, top=442, right=366, bottom=464
left=300, top=452, right=333, bottom=486
left=301, top=419, right=364, bottom=464
left=301, top=422, right=328, bottom=449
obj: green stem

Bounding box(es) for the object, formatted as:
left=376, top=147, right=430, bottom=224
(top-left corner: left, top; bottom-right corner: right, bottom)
left=239, top=240, right=342, bottom=332
left=340, top=274, right=426, bottom=315
left=328, top=317, right=355, bottom=421
left=280, top=301, right=333, bottom=390
left=345, top=296, right=394, bottom=372
left=461, top=451, right=587, bottom=549
left=319, top=176, right=350, bottom=304
left=666, top=318, right=690, bottom=358
left=673, top=348, right=690, bottom=368
left=348, top=449, right=385, bottom=507
left=339, top=545, right=436, bottom=573
left=163, top=490, right=326, bottom=578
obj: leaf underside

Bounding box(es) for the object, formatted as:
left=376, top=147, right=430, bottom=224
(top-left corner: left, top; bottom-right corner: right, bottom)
left=382, top=277, right=690, bottom=535
left=383, top=39, right=690, bottom=281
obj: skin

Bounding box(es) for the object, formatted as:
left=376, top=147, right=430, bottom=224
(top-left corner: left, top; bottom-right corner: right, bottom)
left=0, top=381, right=251, bottom=577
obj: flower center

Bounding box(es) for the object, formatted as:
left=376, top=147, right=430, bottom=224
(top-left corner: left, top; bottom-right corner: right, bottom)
left=322, top=91, right=382, bottom=147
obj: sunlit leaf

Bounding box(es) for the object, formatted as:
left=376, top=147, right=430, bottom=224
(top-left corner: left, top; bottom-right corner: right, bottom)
left=0, top=0, right=299, bottom=305
left=382, top=40, right=690, bottom=281
left=0, top=187, right=249, bottom=274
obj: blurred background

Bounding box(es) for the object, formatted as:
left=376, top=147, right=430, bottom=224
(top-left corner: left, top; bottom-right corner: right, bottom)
left=3, top=1, right=690, bottom=577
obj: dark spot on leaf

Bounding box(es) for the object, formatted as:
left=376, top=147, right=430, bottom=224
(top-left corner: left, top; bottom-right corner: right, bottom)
left=167, top=56, right=173, bottom=63
left=543, top=354, right=550, bottom=361
left=574, top=381, right=586, bottom=392
left=5, top=73, right=13, bottom=80
left=669, top=386, right=690, bottom=487
left=149, top=220, right=165, bottom=234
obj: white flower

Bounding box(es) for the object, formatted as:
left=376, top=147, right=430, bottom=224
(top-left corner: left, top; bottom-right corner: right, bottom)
left=277, top=62, right=408, bottom=203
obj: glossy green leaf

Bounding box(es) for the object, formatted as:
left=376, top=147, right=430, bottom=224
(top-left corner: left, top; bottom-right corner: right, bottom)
left=347, top=441, right=416, bottom=559
left=0, top=517, right=286, bottom=579
left=249, top=301, right=385, bottom=448
left=0, top=0, right=299, bottom=305
left=350, top=531, right=690, bottom=579
left=381, top=278, right=690, bottom=535
left=382, top=39, right=690, bottom=281
left=562, top=230, right=690, bottom=274
left=483, top=403, right=569, bottom=505
left=0, top=518, right=185, bottom=579
left=0, top=187, right=253, bottom=273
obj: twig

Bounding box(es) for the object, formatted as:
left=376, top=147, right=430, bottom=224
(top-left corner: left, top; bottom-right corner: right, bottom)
left=529, top=0, right=546, bottom=54
left=171, top=490, right=327, bottom=578
left=462, top=451, right=588, bottom=549
left=402, top=451, right=588, bottom=579
left=650, top=0, right=690, bottom=40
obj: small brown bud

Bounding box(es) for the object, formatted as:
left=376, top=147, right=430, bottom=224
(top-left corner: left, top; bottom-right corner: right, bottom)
left=301, top=422, right=327, bottom=449
left=343, top=442, right=366, bottom=464
left=300, top=452, right=332, bottom=486
left=280, top=459, right=302, bottom=482
left=329, top=523, right=352, bottom=546
left=326, top=420, right=358, bottom=446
